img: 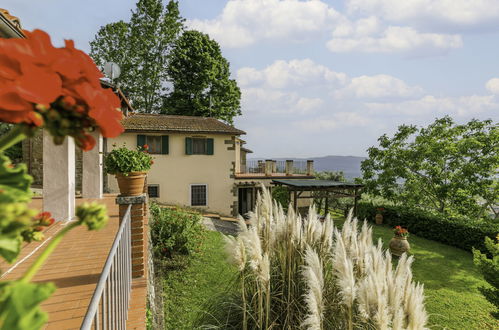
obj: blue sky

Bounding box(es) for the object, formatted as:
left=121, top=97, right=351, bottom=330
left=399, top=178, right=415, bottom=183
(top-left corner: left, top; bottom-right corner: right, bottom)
left=4, top=0, right=498, bottom=157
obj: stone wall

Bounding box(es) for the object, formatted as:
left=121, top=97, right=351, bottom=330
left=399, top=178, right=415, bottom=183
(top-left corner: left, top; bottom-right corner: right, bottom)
left=22, top=130, right=43, bottom=187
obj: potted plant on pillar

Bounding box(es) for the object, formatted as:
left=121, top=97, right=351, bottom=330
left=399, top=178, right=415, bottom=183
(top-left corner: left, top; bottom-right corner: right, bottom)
left=389, top=225, right=410, bottom=256
left=104, top=144, right=153, bottom=196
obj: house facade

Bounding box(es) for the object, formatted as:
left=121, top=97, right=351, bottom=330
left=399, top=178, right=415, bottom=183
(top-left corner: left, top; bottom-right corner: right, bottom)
left=107, top=113, right=315, bottom=217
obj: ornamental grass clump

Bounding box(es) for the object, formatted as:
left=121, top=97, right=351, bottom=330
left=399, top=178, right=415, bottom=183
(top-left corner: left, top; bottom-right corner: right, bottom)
left=224, top=186, right=428, bottom=329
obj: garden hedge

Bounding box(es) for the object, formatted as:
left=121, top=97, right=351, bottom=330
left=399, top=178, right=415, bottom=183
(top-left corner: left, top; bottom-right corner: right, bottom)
left=356, top=201, right=499, bottom=252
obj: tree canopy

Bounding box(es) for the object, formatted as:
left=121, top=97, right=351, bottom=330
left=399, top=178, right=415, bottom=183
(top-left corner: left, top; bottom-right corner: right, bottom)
left=163, top=30, right=241, bottom=124
left=90, top=0, right=184, bottom=113
left=361, top=116, right=498, bottom=219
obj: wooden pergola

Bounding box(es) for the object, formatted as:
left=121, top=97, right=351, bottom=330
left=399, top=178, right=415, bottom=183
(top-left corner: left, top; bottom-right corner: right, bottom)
left=272, top=179, right=364, bottom=216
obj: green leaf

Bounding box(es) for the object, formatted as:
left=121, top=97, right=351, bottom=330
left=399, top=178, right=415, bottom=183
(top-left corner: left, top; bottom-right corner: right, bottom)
left=0, top=153, right=32, bottom=204
left=0, top=281, right=55, bottom=330
left=0, top=237, right=22, bottom=264
left=0, top=203, right=37, bottom=263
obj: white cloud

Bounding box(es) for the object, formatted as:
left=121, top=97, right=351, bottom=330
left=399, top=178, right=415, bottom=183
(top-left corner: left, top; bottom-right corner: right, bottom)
left=237, top=59, right=347, bottom=89
left=332, top=16, right=382, bottom=38
left=485, top=78, right=499, bottom=94
left=297, top=112, right=371, bottom=131
left=335, top=74, right=423, bottom=99
left=241, top=88, right=323, bottom=115
left=346, top=0, right=499, bottom=30
left=327, top=26, right=462, bottom=54
left=366, top=94, right=499, bottom=117
left=188, top=0, right=340, bottom=48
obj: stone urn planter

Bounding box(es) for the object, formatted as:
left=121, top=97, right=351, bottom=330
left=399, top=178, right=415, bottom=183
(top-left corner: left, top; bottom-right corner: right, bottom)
left=389, top=236, right=410, bottom=256
left=390, top=226, right=410, bottom=256
left=375, top=213, right=383, bottom=225
left=116, top=171, right=147, bottom=196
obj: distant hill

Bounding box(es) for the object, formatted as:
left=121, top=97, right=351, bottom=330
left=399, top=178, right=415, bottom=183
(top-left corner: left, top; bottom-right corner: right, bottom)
left=249, top=155, right=366, bottom=180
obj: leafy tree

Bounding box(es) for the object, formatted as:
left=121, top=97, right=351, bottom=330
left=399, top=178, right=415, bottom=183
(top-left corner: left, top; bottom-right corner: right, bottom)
left=90, top=0, right=184, bottom=113
left=164, top=30, right=241, bottom=124
left=361, top=117, right=498, bottom=219
left=473, top=236, right=499, bottom=318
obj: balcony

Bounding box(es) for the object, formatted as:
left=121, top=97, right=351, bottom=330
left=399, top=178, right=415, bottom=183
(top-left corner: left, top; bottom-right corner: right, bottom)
left=0, top=195, right=147, bottom=329
left=236, top=159, right=314, bottom=179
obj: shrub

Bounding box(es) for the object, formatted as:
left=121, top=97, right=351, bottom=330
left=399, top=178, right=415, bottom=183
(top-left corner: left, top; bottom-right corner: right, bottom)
left=220, top=187, right=428, bottom=329
left=356, top=201, right=499, bottom=252
left=271, top=186, right=289, bottom=209
left=473, top=236, right=499, bottom=319
left=149, top=203, right=204, bottom=259
left=104, top=144, right=153, bottom=175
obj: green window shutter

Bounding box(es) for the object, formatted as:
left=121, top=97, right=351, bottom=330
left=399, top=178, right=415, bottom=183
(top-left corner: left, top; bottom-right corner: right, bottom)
left=161, top=135, right=169, bottom=154
left=206, top=138, right=214, bottom=155
left=185, top=137, right=193, bottom=155
left=137, top=134, right=146, bottom=148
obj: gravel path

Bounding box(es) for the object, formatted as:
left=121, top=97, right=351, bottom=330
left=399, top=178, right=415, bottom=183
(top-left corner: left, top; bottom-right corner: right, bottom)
left=202, top=217, right=239, bottom=235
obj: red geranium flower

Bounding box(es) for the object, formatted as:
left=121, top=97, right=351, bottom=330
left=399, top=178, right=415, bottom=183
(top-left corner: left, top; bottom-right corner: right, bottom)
left=0, top=29, right=124, bottom=150
left=35, top=211, right=55, bottom=226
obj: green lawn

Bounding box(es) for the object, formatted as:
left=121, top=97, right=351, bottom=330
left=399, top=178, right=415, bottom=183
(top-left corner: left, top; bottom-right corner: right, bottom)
left=161, top=230, right=238, bottom=330
left=160, top=224, right=497, bottom=329
left=368, top=222, right=497, bottom=329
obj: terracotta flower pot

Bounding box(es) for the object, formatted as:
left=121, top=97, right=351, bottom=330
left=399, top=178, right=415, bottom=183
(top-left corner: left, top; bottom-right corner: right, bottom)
left=389, top=236, right=410, bottom=257
left=375, top=213, right=383, bottom=225
left=115, top=171, right=147, bottom=196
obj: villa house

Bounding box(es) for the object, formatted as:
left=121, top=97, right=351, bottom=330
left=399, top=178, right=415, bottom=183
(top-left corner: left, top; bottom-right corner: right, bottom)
left=107, top=113, right=315, bottom=217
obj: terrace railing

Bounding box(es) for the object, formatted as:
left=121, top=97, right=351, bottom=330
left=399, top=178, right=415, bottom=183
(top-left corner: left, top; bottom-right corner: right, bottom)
left=239, top=159, right=312, bottom=175
left=81, top=204, right=132, bottom=330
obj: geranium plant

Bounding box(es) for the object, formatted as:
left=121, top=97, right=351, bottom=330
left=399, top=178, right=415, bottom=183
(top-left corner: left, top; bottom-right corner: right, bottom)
left=0, top=29, right=124, bottom=329
left=104, top=144, right=153, bottom=175
left=393, top=225, right=409, bottom=238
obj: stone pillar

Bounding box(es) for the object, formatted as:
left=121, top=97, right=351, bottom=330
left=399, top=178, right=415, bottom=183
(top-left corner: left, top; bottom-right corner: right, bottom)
left=272, top=160, right=277, bottom=173
left=82, top=130, right=103, bottom=198
left=258, top=160, right=264, bottom=173
left=43, top=132, right=75, bottom=221
left=286, top=160, right=293, bottom=176
left=116, top=194, right=149, bottom=278
left=307, top=160, right=314, bottom=176
left=265, top=160, right=273, bottom=176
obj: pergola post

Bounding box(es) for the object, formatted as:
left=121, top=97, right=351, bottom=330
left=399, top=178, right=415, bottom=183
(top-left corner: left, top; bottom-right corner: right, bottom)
left=82, top=130, right=103, bottom=199
left=293, top=190, right=298, bottom=213
left=324, top=195, right=329, bottom=216
left=353, top=188, right=359, bottom=217
left=43, top=132, right=75, bottom=221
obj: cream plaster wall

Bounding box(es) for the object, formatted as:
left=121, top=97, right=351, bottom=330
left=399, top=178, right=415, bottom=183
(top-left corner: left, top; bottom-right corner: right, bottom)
left=108, top=132, right=237, bottom=216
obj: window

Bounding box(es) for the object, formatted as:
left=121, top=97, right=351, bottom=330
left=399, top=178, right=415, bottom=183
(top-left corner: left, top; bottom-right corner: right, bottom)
left=185, top=137, right=214, bottom=155
left=146, top=136, right=162, bottom=154
left=147, top=184, right=159, bottom=198
left=191, top=184, right=207, bottom=206
left=137, top=135, right=169, bottom=154
left=192, top=138, right=207, bottom=154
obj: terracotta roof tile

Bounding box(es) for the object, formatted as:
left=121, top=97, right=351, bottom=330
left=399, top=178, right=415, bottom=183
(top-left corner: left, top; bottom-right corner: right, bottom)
left=122, top=113, right=245, bottom=135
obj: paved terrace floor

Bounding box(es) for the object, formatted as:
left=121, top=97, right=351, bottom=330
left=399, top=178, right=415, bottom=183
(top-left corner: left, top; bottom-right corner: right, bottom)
left=0, top=194, right=146, bottom=329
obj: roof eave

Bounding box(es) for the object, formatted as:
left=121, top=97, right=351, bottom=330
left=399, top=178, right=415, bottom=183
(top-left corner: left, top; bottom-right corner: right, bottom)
left=124, top=128, right=245, bottom=135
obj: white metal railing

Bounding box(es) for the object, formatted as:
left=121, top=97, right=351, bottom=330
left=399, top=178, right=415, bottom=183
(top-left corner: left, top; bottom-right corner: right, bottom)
left=81, top=204, right=132, bottom=330
left=240, top=160, right=309, bottom=174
